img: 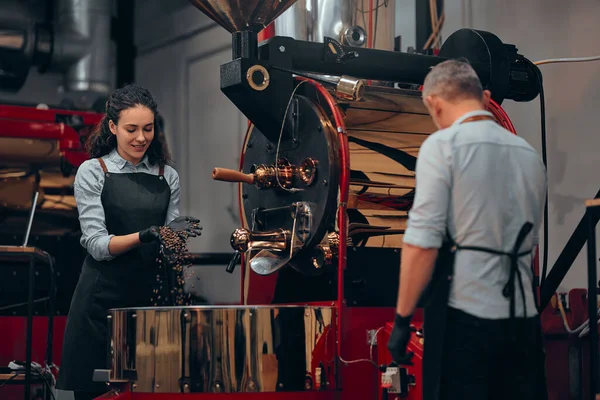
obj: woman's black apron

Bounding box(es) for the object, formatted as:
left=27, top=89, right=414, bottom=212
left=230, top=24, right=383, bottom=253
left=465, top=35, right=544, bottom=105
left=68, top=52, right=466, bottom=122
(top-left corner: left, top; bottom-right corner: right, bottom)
left=56, top=158, right=171, bottom=392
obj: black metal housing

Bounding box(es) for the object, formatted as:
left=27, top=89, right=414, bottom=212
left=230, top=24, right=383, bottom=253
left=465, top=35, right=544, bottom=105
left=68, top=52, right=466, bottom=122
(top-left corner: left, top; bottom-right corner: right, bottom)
left=219, top=28, right=540, bottom=142
left=113, top=0, right=136, bottom=89
left=240, top=93, right=340, bottom=276
left=585, top=202, right=600, bottom=397
left=232, top=31, right=258, bottom=59
left=539, top=188, right=600, bottom=309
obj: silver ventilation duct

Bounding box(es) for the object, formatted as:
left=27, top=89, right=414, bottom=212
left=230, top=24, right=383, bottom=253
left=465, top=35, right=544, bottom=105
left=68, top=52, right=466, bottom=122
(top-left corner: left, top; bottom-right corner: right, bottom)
left=0, top=0, right=113, bottom=105
left=53, top=0, right=113, bottom=96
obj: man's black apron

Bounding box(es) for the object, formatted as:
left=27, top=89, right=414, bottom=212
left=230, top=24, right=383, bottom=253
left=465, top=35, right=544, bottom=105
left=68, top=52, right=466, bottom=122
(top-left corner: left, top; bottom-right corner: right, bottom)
left=421, top=115, right=548, bottom=400
left=56, top=158, right=171, bottom=393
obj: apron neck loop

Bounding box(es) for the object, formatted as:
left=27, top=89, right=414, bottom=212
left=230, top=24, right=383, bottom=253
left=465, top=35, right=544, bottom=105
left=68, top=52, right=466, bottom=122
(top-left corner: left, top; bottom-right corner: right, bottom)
left=458, top=114, right=497, bottom=125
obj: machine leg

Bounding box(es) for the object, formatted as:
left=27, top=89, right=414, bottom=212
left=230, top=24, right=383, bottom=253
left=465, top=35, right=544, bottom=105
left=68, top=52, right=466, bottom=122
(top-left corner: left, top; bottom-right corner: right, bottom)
left=25, top=256, right=35, bottom=400
left=586, top=206, right=599, bottom=399
left=47, top=258, right=56, bottom=366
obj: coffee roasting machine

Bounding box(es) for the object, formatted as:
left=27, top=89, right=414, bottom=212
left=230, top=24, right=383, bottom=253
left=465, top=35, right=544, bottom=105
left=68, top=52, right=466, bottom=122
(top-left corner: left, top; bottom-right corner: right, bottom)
left=93, top=1, right=543, bottom=399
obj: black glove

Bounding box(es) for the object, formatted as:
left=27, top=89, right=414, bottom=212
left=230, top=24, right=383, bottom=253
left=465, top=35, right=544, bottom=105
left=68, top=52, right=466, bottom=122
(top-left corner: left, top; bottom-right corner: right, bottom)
left=168, top=216, right=203, bottom=237
left=139, top=226, right=160, bottom=243
left=387, top=313, right=414, bottom=365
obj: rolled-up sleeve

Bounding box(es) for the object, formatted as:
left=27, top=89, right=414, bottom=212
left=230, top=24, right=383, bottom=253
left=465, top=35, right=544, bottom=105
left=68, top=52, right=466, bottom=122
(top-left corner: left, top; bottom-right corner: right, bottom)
left=403, top=136, right=452, bottom=249
left=164, top=166, right=181, bottom=225
left=74, top=160, right=115, bottom=261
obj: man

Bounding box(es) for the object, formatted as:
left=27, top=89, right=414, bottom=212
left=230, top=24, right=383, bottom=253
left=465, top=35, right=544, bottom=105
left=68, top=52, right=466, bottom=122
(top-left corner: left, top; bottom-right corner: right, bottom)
left=387, top=60, right=547, bottom=400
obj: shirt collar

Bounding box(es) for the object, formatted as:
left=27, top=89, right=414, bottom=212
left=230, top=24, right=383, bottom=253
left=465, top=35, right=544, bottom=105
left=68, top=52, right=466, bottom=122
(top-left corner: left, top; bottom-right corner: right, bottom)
left=107, top=149, right=150, bottom=170
left=452, top=110, right=495, bottom=126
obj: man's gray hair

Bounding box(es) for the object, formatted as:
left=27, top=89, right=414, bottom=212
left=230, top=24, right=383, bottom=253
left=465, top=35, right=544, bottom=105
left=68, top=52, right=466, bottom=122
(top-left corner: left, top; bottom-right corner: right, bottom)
left=422, top=59, right=484, bottom=102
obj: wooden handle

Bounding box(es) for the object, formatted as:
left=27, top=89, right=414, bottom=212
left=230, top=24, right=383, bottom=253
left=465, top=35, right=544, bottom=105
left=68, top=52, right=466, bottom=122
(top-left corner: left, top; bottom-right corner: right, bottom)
left=212, top=167, right=254, bottom=184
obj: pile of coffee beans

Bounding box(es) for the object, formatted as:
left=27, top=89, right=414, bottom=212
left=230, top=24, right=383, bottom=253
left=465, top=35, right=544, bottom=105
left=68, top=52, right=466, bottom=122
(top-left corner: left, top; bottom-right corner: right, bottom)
left=150, top=223, right=201, bottom=306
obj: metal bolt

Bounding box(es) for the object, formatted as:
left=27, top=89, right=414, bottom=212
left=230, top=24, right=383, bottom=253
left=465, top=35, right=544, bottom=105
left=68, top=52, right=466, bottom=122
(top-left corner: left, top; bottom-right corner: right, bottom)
left=279, top=46, right=286, bottom=52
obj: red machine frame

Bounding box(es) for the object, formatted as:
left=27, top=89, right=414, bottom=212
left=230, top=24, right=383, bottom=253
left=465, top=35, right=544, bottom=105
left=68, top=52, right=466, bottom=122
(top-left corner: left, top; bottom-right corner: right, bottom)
left=0, top=104, right=104, bottom=169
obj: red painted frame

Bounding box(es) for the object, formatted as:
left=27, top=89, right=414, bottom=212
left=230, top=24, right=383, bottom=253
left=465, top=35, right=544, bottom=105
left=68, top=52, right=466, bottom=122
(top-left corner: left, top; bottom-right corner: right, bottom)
left=0, top=104, right=104, bottom=168
left=99, top=391, right=339, bottom=400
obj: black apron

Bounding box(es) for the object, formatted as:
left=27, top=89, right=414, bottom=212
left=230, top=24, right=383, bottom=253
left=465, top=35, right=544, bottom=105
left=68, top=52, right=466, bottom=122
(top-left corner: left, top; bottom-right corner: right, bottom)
left=421, top=115, right=547, bottom=400
left=56, top=158, right=171, bottom=393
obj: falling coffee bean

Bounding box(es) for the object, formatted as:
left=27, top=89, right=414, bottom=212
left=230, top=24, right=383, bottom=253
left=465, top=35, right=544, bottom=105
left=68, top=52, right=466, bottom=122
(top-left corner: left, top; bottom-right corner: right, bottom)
left=151, top=224, right=200, bottom=307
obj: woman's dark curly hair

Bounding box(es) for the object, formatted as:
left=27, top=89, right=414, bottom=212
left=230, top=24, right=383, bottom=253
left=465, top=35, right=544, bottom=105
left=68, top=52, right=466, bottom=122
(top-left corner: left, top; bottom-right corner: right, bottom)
left=85, top=84, right=171, bottom=167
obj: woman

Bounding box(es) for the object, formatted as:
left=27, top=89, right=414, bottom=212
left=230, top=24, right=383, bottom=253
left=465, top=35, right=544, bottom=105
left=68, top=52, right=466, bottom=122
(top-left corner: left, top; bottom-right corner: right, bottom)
left=56, top=84, right=202, bottom=400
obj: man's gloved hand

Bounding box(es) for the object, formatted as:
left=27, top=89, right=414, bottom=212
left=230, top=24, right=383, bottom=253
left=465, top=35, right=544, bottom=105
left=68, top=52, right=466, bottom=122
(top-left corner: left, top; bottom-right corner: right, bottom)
left=168, top=216, right=203, bottom=237
left=387, top=313, right=414, bottom=365
left=139, top=226, right=160, bottom=243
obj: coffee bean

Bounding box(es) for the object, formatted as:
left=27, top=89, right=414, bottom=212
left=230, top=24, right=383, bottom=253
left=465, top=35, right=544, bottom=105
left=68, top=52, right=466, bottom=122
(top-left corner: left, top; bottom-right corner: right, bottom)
left=151, top=225, right=198, bottom=306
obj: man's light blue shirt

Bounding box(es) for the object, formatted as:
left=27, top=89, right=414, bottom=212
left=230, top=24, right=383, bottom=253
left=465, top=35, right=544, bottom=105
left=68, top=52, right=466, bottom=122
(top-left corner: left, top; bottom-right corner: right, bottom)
left=403, top=110, right=547, bottom=319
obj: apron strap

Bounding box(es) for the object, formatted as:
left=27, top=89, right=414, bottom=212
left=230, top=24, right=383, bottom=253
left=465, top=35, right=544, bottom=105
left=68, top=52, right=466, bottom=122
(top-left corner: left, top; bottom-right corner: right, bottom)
left=159, top=165, right=165, bottom=176
left=460, top=115, right=497, bottom=124
left=447, top=222, right=534, bottom=321
left=97, top=158, right=108, bottom=174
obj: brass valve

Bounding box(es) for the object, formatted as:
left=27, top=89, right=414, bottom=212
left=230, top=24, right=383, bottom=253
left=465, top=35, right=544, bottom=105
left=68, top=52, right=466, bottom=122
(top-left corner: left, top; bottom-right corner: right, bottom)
left=251, top=159, right=294, bottom=189
left=311, top=232, right=340, bottom=269
left=230, top=228, right=290, bottom=253
left=212, top=157, right=318, bottom=189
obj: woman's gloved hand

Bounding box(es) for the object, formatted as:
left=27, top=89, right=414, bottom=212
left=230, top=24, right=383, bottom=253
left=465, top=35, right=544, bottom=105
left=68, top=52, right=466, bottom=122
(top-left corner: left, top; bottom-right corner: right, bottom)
left=138, top=217, right=202, bottom=244
left=168, top=216, right=203, bottom=237
left=139, top=226, right=160, bottom=243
